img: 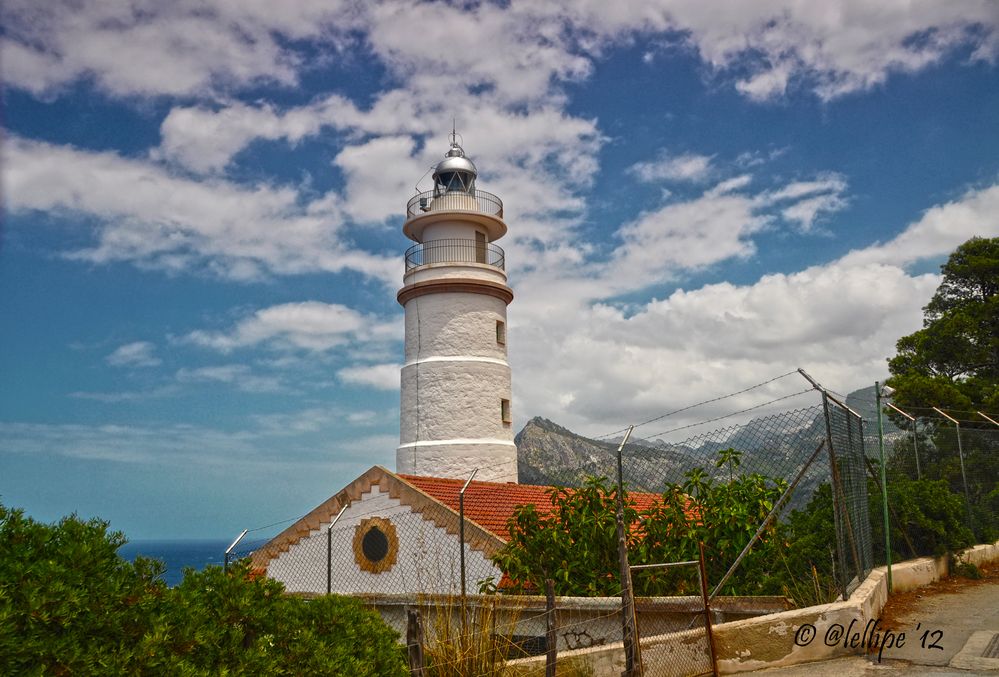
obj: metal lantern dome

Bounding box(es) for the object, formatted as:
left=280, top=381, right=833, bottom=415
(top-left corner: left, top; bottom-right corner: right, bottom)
left=433, top=140, right=477, bottom=196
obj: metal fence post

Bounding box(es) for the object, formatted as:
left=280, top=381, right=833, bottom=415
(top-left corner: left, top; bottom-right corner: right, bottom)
left=615, top=426, right=642, bottom=676
left=459, top=468, right=478, bottom=640
left=886, top=402, right=918, bottom=479
left=326, top=503, right=350, bottom=595
left=698, top=542, right=719, bottom=677
left=876, top=383, right=893, bottom=592
left=933, top=408, right=974, bottom=534
left=545, top=578, right=557, bottom=677
left=224, top=529, right=248, bottom=573
left=820, top=394, right=850, bottom=600
left=407, top=607, right=426, bottom=677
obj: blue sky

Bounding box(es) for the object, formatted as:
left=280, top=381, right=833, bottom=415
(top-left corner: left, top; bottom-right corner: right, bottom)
left=2, top=1, right=998, bottom=538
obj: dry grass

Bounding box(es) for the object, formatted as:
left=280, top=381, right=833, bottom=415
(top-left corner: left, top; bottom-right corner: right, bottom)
left=422, top=595, right=526, bottom=677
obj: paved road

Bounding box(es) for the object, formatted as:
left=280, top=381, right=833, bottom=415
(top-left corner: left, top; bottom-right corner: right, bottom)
left=744, top=571, right=999, bottom=675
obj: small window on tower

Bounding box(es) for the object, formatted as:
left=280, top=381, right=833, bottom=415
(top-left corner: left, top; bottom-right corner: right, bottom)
left=496, top=320, right=506, bottom=345
left=501, top=398, right=512, bottom=424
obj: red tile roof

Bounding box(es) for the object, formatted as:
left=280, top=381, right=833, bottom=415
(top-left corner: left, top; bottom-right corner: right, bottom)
left=399, top=474, right=665, bottom=542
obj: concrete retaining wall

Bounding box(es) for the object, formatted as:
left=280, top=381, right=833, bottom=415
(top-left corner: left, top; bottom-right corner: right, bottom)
left=504, top=540, right=999, bottom=675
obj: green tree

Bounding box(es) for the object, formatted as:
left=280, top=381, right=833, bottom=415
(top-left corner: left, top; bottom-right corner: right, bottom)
left=638, top=449, right=789, bottom=596
left=491, top=450, right=790, bottom=597
left=887, top=236, right=999, bottom=413
left=885, top=236, right=999, bottom=542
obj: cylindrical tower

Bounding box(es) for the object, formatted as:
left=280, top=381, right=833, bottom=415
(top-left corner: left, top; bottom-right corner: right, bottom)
left=397, top=137, right=517, bottom=482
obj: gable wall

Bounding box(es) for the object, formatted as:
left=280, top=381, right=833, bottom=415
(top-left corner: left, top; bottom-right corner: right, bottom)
left=267, top=483, right=502, bottom=595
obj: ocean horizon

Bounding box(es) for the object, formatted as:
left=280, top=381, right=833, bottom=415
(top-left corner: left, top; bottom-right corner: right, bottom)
left=118, top=538, right=267, bottom=587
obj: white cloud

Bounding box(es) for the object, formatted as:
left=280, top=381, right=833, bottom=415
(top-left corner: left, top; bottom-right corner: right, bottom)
left=3, top=136, right=397, bottom=284
left=185, top=301, right=392, bottom=353
left=154, top=94, right=428, bottom=174
left=630, top=153, right=714, bottom=183
left=175, top=365, right=285, bottom=393
left=839, top=183, right=999, bottom=268
left=334, top=136, right=428, bottom=223
left=106, top=341, right=160, bottom=368
left=8, top=1, right=988, bottom=109
left=337, top=364, right=400, bottom=391
left=0, top=417, right=394, bottom=469
left=68, top=386, right=180, bottom=403
left=641, top=1, right=999, bottom=101
left=760, top=174, right=849, bottom=232
left=512, top=260, right=939, bottom=437
left=507, top=180, right=999, bottom=437
left=252, top=407, right=393, bottom=435
left=610, top=190, right=768, bottom=284
left=0, top=0, right=355, bottom=98
left=0, top=420, right=260, bottom=465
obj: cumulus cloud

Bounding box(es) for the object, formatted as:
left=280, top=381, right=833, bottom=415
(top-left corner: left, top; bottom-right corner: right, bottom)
left=106, top=341, right=160, bottom=368
left=334, top=136, right=429, bottom=223
left=3, top=136, right=397, bottom=284
left=838, top=183, right=999, bottom=268
left=508, top=180, right=999, bottom=437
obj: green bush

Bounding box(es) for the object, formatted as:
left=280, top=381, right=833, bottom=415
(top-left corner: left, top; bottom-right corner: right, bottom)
left=884, top=477, right=974, bottom=557
left=0, top=504, right=167, bottom=676
left=0, top=503, right=407, bottom=676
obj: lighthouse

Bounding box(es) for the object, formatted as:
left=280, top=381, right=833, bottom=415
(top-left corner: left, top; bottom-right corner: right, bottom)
left=396, top=135, right=517, bottom=482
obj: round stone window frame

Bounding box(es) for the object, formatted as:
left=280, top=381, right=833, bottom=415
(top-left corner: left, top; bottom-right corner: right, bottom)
left=352, top=516, right=399, bottom=574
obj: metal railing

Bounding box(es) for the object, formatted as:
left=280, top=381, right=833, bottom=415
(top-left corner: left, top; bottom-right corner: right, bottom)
left=404, top=238, right=505, bottom=271
left=406, top=189, right=503, bottom=219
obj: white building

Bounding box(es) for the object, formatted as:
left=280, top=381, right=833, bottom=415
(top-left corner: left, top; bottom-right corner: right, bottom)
left=396, top=137, right=517, bottom=483
left=252, top=465, right=511, bottom=596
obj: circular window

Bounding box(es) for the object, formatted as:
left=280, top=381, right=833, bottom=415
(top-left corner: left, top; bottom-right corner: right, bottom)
left=353, top=517, right=398, bottom=574
left=362, top=527, right=389, bottom=562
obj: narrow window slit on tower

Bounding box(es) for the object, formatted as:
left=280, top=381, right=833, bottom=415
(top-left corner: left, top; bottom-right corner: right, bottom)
left=496, top=320, right=506, bottom=345
left=501, top=398, right=511, bottom=423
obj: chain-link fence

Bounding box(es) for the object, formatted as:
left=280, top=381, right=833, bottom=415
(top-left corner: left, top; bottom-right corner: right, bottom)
left=859, top=398, right=999, bottom=585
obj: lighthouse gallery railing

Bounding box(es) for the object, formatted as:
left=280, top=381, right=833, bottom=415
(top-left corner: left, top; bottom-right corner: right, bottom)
left=404, top=239, right=505, bottom=271
left=406, top=189, right=503, bottom=220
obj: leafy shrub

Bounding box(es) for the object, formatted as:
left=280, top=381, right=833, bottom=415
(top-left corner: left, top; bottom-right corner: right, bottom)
left=0, top=503, right=407, bottom=676
left=0, top=504, right=167, bottom=676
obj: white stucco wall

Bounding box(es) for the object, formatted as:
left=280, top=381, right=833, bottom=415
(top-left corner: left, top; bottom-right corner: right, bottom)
left=267, top=484, right=501, bottom=595
left=400, top=362, right=511, bottom=439
left=403, top=293, right=508, bottom=361
left=422, top=219, right=486, bottom=241
left=399, top=289, right=516, bottom=481
left=397, top=441, right=518, bottom=481
left=404, top=262, right=507, bottom=285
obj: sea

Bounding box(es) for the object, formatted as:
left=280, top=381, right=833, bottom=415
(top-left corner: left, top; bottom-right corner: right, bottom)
left=118, top=539, right=268, bottom=587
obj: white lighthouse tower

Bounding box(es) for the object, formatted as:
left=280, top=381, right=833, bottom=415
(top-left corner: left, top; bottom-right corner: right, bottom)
left=397, top=134, right=517, bottom=483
